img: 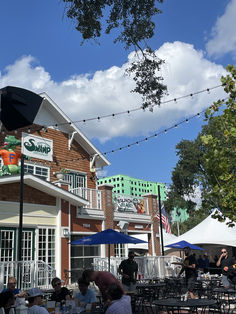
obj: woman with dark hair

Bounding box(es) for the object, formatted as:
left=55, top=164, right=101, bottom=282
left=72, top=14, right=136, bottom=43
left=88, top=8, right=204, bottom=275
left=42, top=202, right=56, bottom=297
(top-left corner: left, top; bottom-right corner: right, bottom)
left=50, top=277, right=71, bottom=303
left=106, top=283, right=132, bottom=314
left=0, top=291, right=15, bottom=314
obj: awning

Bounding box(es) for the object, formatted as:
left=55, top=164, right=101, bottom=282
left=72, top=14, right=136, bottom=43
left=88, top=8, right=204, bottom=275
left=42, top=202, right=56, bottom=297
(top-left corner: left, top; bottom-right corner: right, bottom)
left=128, top=233, right=149, bottom=250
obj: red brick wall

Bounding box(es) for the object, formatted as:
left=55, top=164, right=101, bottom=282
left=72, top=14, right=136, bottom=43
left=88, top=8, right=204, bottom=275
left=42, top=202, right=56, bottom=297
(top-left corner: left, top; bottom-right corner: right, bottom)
left=0, top=125, right=96, bottom=189
left=61, top=238, right=69, bottom=281
left=0, top=182, right=56, bottom=205
left=61, top=200, right=69, bottom=227
left=98, top=185, right=114, bottom=256
left=144, top=195, right=161, bottom=256
left=70, top=205, right=102, bottom=232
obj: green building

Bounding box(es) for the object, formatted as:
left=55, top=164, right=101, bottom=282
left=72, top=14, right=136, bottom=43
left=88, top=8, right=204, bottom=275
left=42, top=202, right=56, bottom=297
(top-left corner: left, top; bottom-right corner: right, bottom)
left=98, top=174, right=166, bottom=201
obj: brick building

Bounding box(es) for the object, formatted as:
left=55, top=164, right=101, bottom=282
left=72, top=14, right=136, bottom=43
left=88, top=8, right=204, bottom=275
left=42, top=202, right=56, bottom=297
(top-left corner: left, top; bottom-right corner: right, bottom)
left=0, top=93, right=161, bottom=283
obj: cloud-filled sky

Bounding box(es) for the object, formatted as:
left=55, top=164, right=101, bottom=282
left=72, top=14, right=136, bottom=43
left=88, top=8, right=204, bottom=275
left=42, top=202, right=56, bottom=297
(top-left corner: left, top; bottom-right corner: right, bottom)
left=0, top=0, right=235, bottom=183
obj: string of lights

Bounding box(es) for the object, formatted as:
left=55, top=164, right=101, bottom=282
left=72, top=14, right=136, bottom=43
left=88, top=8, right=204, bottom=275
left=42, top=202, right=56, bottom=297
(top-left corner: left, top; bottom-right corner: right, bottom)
left=0, top=83, right=223, bottom=136
left=52, top=98, right=227, bottom=164
left=46, top=84, right=223, bottom=127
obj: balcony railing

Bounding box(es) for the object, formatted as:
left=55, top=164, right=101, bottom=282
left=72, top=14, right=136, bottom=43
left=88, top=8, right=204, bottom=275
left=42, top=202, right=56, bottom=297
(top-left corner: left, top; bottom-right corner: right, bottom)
left=93, top=255, right=182, bottom=279
left=70, top=187, right=102, bottom=210
left=0, top=260, right=56, bottom=290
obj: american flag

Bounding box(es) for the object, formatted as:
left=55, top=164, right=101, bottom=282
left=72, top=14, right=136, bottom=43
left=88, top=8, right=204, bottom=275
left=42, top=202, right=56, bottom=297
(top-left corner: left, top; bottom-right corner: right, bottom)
left=156, top=205, right=171, bottom=234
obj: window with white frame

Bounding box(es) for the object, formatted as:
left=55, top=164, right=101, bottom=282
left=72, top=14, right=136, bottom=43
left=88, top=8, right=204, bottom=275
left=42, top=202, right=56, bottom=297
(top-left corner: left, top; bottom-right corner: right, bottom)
left=114, top=243, right=126, bottom=258
left=24, top=163, right=50, bottom=181
left=38, top=228, right=56, bottom=268
left=64, top=172, right=86, bottom=189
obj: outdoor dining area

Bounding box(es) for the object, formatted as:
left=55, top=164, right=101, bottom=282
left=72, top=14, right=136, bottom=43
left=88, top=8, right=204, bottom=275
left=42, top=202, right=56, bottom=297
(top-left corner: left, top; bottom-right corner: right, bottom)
left=1, top=228, right=236, bottom=314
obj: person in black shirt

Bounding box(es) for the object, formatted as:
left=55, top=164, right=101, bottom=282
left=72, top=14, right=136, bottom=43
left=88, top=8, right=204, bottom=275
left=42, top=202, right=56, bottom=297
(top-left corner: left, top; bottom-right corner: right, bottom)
left=216, top=248, right=235, bottom=288
left=50, top=277, right=71, bottom=303
left=0, top=291, right=15, bottom=314
left=118, top=251, right=138, bottom=291
left=177, top=246, right=197, bottom=299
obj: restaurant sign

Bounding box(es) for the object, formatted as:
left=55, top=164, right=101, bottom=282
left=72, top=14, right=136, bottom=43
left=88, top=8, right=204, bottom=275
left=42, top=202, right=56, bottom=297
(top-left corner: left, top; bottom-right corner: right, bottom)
left=114, top=195, right=146, bottom=214
left=21, top=132, right=53, bottom=161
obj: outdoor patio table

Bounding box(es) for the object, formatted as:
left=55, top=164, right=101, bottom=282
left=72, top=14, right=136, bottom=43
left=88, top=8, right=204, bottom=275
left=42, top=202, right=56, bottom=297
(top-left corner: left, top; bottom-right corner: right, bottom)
left=136, top=283, right=166, bottom=288
left=212, top=288, right=236, bottom=313
left=136, top=282, right=166, bottom=300
left=154, top=298, right=217, bottom=313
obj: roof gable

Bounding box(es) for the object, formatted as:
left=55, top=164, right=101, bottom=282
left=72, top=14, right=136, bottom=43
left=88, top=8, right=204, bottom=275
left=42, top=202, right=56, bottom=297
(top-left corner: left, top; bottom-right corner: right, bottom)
left=34, top=93, right=110, bottom=169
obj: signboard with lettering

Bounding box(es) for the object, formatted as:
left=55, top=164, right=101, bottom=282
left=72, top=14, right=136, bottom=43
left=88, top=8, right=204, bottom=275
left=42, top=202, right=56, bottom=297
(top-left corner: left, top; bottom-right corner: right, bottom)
left=21, top=132, right=53, bottom=161
left=114, top=195, right=147, bottom=214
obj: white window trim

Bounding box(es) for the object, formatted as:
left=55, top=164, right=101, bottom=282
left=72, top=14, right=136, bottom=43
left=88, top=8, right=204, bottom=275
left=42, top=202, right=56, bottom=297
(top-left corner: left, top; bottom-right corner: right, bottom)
left=24, top=162, right=50, bottom=181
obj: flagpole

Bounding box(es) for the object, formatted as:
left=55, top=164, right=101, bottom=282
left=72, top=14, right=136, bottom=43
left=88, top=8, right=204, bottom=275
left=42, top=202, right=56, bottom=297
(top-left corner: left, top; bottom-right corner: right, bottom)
left=158, top=185, right=164, bottom=256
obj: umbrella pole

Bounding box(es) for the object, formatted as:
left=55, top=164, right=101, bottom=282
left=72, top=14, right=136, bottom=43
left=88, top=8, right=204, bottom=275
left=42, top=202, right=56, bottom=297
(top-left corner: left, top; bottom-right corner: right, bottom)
left=108, top=244, right=110, bottom=272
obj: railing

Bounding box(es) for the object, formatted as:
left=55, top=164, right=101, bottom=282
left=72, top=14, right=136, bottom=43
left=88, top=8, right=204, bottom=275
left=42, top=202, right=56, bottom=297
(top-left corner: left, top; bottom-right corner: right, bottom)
left=70, top=187, right=102, bottom=210
left=93, top=255, right=182, bottom=279
left=0, top=260, right=56, bottom=290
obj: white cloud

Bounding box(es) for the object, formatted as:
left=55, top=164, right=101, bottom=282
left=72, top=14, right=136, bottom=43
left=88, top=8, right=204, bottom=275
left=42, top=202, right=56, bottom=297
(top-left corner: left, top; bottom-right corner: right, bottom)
left=0, top=41, right=226, bottom=142
left=206, top=0, right=236, bottom=58
left=184, top=185, right=202, bottom=209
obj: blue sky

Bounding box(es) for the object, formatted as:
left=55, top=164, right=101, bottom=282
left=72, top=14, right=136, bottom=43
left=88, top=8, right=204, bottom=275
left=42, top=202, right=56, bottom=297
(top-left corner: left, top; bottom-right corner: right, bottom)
left=0, top=0, right=235, bottom=184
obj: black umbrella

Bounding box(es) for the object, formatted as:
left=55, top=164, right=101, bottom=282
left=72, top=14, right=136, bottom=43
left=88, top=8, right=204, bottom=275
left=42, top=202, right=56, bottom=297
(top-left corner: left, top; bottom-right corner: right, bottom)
left=0, top=86, right=43, bottom=131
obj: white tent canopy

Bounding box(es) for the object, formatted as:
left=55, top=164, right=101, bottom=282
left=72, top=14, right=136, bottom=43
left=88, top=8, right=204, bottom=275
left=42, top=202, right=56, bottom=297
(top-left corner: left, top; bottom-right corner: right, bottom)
left=166, top=211, right=236, bottom=248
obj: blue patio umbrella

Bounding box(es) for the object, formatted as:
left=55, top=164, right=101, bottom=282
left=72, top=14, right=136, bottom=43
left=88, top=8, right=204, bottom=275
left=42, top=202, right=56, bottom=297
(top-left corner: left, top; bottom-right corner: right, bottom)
left=165, top=240, right=204, bottom=251
left=70, top=228, right=148, bottom=271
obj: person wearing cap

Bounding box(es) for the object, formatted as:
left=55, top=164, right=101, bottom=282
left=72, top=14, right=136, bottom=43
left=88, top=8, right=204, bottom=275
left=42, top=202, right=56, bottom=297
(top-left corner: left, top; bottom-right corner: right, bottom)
left=118, top=251, right=138, bottom=291
left=177, top=246, right=197, bottom=299
left=28, top=288, right=49, bottom=314
left=50, top=277, right=71, bottom=303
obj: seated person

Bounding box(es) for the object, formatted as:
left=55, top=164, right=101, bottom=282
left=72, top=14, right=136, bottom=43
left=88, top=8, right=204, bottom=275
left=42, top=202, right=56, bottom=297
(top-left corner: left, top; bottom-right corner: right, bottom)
left=82, top=269, right=124, bottom=301
left=2, top=277, right=27, bottom=298
left=75, top=278, right=96, bottom=309
left=105, top=283, right=132, bottom=314
left=50, top=277, right=71, bottom=303
left=0, top=291, right=15, bottom=314
left=28, top=288, right=49, bottom=314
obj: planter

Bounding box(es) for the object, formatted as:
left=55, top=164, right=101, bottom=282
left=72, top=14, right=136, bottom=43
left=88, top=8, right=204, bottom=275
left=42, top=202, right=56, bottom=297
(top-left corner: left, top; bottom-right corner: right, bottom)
left=55, top=172, right=64, bottom=180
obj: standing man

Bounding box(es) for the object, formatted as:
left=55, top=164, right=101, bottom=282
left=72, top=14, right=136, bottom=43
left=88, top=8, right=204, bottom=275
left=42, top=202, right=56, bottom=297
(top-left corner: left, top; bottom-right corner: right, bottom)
left=118, top=251, right=138, bottom=291
left=216, top=248, right=235, bottom=288
left=177, top=246, right=197, bottom=299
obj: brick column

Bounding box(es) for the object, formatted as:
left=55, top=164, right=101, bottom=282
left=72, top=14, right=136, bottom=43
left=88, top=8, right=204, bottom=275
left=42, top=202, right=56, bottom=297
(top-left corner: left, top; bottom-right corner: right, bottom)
left=61, top=199, right=70, bottom=280
left=98, top=184, right=114, bottom=257
left=143, top=194, right=161, bottom=256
